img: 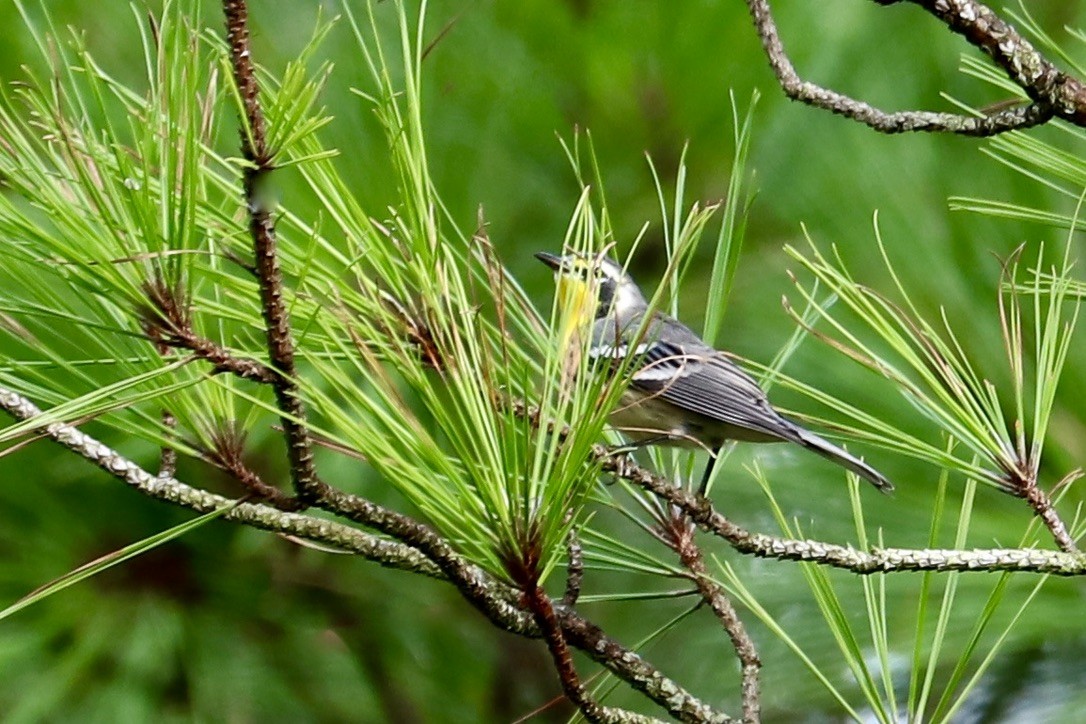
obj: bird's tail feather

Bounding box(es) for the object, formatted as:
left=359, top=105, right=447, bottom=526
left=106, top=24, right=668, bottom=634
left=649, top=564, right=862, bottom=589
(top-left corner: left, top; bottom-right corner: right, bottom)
left=794, top=428, right=894, bottom=494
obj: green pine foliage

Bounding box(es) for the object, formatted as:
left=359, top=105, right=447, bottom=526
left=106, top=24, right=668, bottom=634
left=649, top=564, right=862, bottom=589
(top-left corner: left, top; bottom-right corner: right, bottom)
left=0, top=0, right=1085, bottom=721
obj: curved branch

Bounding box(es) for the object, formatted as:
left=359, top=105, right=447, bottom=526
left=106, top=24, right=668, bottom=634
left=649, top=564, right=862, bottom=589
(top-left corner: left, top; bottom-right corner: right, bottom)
left=673, top=526, right=761, bottom=723
left=311, top=486, right=732, bottom=721
left=526, top=582, right=659, bottom=724
left=900, top=0, right=1086, bottom=126
left=556, top=610, right=733, bottom=724
left=743, top=0, right=1082, bottom=135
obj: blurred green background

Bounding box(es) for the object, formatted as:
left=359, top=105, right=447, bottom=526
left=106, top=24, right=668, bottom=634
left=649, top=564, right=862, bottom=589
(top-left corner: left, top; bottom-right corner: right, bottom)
left=1, top=1, right=1085, bottom=721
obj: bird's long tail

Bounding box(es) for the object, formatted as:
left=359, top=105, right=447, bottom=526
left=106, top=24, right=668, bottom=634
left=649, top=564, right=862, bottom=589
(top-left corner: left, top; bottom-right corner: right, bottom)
left=794, top=428, right=894, bottom=494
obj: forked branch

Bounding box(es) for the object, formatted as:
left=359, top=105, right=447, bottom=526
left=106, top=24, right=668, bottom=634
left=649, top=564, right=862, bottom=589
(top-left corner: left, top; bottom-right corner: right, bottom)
left=666, top=515, right=761, bottom=723
left=0, top=385, right=729, bottom=723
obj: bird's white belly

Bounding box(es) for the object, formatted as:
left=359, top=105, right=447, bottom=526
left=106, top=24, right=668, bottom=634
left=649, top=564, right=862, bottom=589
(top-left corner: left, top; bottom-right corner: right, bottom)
left=608, top=389, right=781, bottom=447
left=608, top=390, right=699, bottom=447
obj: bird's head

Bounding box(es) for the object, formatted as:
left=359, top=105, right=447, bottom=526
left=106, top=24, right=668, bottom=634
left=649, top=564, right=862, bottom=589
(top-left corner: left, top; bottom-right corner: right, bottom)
left=535, top=251, right=646, bottom=322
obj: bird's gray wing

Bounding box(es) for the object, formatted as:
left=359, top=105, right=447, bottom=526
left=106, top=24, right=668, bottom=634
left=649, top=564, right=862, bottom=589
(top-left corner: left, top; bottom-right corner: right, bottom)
left=636, top=343, right=895, bottom=491
left=587, top=312, right=794, bottom=439
left=628, top=337, right=797, bottom=441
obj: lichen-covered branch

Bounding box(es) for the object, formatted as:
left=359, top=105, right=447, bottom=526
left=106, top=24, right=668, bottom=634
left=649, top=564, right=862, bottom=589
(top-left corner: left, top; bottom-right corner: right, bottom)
left=0, top=384, right=729, bottom=723
left=0, top=385, right=442, bottom=577
left=602, top=451, right=1086, bottom=575
left=901, top=0, right=1086, bottom=126
left=556, top=609, right=734, bottom=724
left=744, top=0, right=1086, bottom=135
left=526, top=582, right=657, bottom=724
left=506, top=399, right=1086, bottom=574
left=307, top=485, right=729, bottom=720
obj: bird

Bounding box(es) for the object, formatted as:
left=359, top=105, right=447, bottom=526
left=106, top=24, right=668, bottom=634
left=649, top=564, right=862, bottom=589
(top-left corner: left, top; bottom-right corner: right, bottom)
left=536, top=250, right=893, bottom=495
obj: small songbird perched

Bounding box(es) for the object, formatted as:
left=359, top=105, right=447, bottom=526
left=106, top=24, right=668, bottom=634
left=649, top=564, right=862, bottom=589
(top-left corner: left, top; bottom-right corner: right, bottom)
left=536, top=251, right=893, bottom=494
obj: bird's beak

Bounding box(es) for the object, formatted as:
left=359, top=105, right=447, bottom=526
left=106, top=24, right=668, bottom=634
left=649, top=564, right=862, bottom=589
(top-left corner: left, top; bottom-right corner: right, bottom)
left=534, top=251, right=564, bottom=271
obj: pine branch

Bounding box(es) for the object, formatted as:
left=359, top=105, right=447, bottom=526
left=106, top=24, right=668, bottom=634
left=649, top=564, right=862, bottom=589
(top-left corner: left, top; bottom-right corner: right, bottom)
left=604, top=451, right=1086, bottom=575
left=1020, top=482, right=1077, bottom=554
left=222, top=0, right=320, bottom=501
left=512, top=400, right=1085, bottom=574
left=0, top=384, right=442, bottom=576
left=0, top=384, right=730, bottom=723
left=557, top=609, right=734, bottom=723
left=526, top=581, right=658, bottom=724
left=899, top=0, right=1086, bottom=124
left=142, top=279, right=278, bottom=384
left=202, top=424, right=305, bottom=511
left=668, top=517, right=761, bottom=723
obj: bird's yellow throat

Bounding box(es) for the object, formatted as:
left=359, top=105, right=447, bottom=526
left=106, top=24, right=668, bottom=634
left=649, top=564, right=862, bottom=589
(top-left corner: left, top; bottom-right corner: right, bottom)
left=555, top=274, right=596, bottom=357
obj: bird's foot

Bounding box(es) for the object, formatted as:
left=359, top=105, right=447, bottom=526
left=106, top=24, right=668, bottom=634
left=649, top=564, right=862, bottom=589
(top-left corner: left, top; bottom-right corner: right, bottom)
left=598, top=445, right=637, bottom=485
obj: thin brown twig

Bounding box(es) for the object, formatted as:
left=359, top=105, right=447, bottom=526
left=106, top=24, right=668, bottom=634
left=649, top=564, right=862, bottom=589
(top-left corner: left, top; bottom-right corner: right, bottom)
left=204, top=423, right=304, bottom=511
left=148, top=322, right=277, bottom=383
left=526, top=582, right=610, bottom=724
left=142, top=277, right=278, bottom=384
left=1020, top=482, right=1078, bottom=554
left=222, top=0, right=320, bottom=501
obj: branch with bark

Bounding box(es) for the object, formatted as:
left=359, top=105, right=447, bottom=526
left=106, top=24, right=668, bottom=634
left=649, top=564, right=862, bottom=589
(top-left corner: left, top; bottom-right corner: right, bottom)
left=222, top=0, right=320, bottom=502
left=509, top=401, right=1082, bottom=574
left=662, top=512, right=761, bottom=723
left=0, top=382, right=729, bottom=723
left=746, top=0, right=1086, bottom=134
left=600, top=450, right=1085, bottom=575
